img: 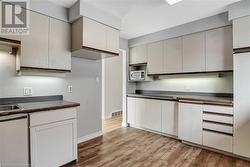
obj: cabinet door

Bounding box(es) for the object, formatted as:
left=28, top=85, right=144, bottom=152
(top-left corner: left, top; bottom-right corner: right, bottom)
left=21, top=11, right=49, bottom=68
left=147, top=41, right=164, bottom=74
left=82, top=17, right=106, bottom=51
left=178, top=103, right=202, bottom=145
left=162, top=101, right=178, bottom=136
left=234, top=52, right=250, bottom=158
left=144, top=99, right=162, bottom=132
left=135, top=98, right=146, bottom=128
left=0, top=117, right=29, bottom=167
left=129, top=45, right=147, bottom=65
left=163, top=37, right=183, bottom=74
left=206, top=26, right=233, bottom=71
left=183, top=32, right=205, bottom=72
left=233, top=16, right=250, bottom=48
left=106, top=26, right=119, bottom=54
left=127, top=97, right=136, bottom=125
left=49, top=18, right=71, bottom=70
left=30, top=119, right=77, bottom=167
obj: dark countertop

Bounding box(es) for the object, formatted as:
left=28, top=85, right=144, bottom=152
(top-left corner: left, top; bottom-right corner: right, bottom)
left=127, top=91, right=233, bottom=107
left=0, top=95, right=80, bottom=116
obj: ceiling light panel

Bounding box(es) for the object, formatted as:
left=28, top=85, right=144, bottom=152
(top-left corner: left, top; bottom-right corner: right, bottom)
left=165, top=0, right=183, bottom=5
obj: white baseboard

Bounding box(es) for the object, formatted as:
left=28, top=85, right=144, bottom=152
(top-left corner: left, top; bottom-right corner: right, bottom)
left=77, top=131, right=103, bottom=144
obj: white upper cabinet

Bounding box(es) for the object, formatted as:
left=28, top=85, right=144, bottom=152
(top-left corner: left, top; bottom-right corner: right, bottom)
left=206, top=26, right=233, bottom=71
left=72, top=17, right=119, bottom=59
left=129, top=45, right=147, bottom=65
left=161, top=101, right=178, bottom=136
left=82, top=17, right=107, bottom=51
left=21, top=11, right=49, bottom=69
left=147, top=41, right=164, bottom=74
left=182, top=32, right=206, bottom=73
left=106, top=26, right=119, bottom=53
left=178, top=103, right=203, bottom=145
left=49, top=18, right=71, bottom=71
left=233, top=16, right=250, bottom=48
left=163, top=37, right=183, bottom=74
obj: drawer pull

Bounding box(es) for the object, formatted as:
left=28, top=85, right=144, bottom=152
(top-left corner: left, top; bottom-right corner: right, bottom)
left=203, top=128, right=233, bottom=136
left=203, top=120, right=233, bottom=126
left=203, top=111, right=233, bottom=117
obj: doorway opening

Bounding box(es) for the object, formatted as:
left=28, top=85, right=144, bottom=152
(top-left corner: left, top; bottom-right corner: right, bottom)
left=102, top=50, right=127, bottom=134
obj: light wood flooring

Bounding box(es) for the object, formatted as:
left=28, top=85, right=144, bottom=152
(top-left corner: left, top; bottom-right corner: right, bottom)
left=67, top=127, right=250, bottom=167
left=102, top=115, right=122, bottom=134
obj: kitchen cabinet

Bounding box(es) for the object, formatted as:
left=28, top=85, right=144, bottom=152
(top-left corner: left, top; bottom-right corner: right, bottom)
left=202, top=105, right=233, bottom=153
left=135, top=98, right=146, bottom=128
left=82, top=17, right=107, bottom=51
left=147, top=41, right=164, bottom=74
left=233, top=16, right=250, bottom=48
left=127, top=97, right=136, bottom=126
left=234, top=52, right=250, bottom=158
left=178, top=103, right=203, bottom=145
left=0, top=115, right=29, bottom=167
left=21, top=11, right=49, bottom=69
left=163, top=37, right=183, bottom=74
left=129, top=45, right=147, bottom=65
left=203, top=130, right=233, bottom=153
left=30, top=108, right=77, bottom=167
left=206, top=26, right=233, bottom=71
left=182, top=32, right=205, bottom=73
left=144, top=99, right=162, bottom=132
left=71, top=17, right=119, bottom=59
left=106, top=26, right=120, bottom=53
left=49, top=18, right=71, bottom=70
left=161, top=101, right=178, bottom=136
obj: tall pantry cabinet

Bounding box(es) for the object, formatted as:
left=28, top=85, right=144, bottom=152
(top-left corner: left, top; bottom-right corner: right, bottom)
left=233, top=15, right=250, bottom=158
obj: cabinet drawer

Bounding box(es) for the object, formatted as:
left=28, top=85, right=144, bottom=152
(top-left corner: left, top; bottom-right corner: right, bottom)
left=203, top=130, right=233, bottom=153
left=30, top=108, right=77, bottom=127
left=203, top=122, right=233, bottom=134
left=203, top=113, right=233, bottom=124
left=203, top=105, right=233, bottom=115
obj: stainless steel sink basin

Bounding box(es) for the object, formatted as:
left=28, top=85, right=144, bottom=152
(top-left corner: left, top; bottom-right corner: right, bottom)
left=0, top=105, right=21, bottom=112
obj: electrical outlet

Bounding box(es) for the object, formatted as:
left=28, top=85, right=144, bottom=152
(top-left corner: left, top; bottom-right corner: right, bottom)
left=68, top=85, right=73, bottom=93
left=23, top=87, right=33, bottom=96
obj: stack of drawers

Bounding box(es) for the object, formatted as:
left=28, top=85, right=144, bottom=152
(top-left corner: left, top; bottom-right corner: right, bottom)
left=202, top=105, right=234, bottom=153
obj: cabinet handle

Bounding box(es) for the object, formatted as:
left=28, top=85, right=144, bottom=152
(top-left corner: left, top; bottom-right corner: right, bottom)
left=203, top=111, right=233, bottom=117
left=203, top=128, right=233, bottom=136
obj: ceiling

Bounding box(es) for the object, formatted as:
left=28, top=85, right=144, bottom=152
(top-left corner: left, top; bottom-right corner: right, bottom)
left=47, top=0, right=240, bottom=39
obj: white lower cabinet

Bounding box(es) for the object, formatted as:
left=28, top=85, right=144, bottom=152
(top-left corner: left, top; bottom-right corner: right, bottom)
left=203, top=130, right=233, bottom=153
left=127, top=97, right=178, bottom=135
left=30, top=108, right=77, bottom=167
left=127, top=97, right=136, bottom=125
left=178, top=103, right=203, bottom=145
left=135, top=98, right=146, bottom=128
left=144, top=99, right=162, bottom=132
left=161, top=101, right=178, bottom=136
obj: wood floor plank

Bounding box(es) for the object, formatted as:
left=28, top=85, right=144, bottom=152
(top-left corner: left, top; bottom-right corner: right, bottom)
left=67, top=127, right=250, bottom=167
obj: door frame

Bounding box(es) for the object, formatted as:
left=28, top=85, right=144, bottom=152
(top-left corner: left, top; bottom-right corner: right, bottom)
left=101, top=49, right=128, bottom=127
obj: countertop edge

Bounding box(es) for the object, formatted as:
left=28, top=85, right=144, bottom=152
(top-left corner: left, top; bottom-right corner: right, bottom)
left=127, top=94, right=233, bottom=107
left=0, top=102, right=80, bottom=116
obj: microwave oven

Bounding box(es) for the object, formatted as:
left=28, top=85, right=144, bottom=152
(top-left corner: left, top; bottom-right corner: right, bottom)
left=130, top=70, right=145, bottom=81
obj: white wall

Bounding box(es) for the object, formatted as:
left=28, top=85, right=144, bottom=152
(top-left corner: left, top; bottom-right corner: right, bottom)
left=0, top=45, right=102, bottom=139
left=103, top=55, right=122, bottom=119
left=136, top=73, right=233, bottom=93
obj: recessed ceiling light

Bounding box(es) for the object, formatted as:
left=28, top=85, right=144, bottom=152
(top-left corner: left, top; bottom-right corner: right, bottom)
left=165, top=0, right=183, bottom=5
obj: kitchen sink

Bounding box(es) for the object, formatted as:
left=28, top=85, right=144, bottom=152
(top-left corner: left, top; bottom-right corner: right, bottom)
left=0, top=105, right=21, bottom=112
